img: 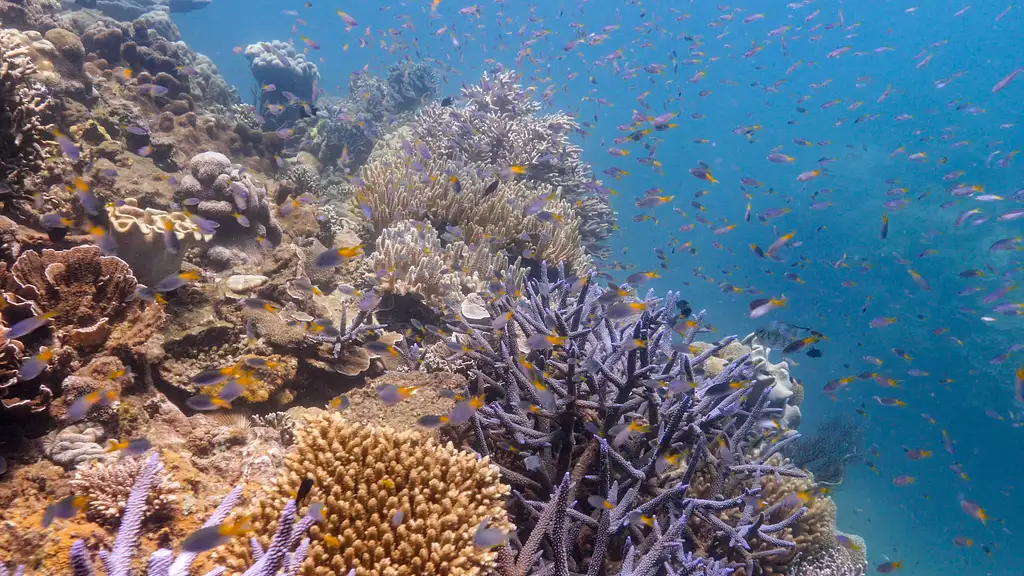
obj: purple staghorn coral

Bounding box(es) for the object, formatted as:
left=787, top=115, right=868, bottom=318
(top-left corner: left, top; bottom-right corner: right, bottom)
left=440, top=261, right=816, bottom=575
left=65, top=452, right=312, bottom=576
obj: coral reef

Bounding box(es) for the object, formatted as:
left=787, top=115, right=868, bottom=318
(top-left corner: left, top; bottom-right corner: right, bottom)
left=384, top=61, right=438, bottom=114
left=243, top=40, right=318, bottom=128
left=173, top=151, right=282, bottom=268
left=412, top=71, right=616, bottom=257
left=357, top=127, right=590, bottom=274
left=106, top=197, right=212, bottom=286
left=70, top=452, right=181, bottom=526
left=783, top=414, right=865, bottom=486
left=431, top=263, right=867, bottom=576
left=62, top=452, right=311, bottom=576
left=220, top=413, right=513, bottom=576
left=745, top=332, right=803, bottom=429
left=0, top=246, right=164, bottom=439
left=62, top=0, right=212, bottom=23
left=0, top=29, right=51, bottom=216
left=369, top=219, right=526, bottom=311
left=44, top=421, right=107, bottom=468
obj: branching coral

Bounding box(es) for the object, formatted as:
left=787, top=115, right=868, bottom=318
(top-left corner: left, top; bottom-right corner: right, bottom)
left=0, top=29, right=51, bottom=215
left=70, top=453, right=181, bottom=527
left=411, top=71, right=615, bottom=256
left=782, top=414, right=865, bottom=487
left=368, top=219, right=526, bottom=310
left=432, top=263, right=867, bottom=576
left=385, top=61, right=438, bottom=114
left=220, top=413, right=513, bottom=576
left=61, top=452, right=313, bottom=576
left=357, top=130, right=589, bottom=273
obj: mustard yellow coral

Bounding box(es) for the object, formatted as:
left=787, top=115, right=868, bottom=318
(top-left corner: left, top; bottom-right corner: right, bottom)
left=222, top=413, right=512, bottom=576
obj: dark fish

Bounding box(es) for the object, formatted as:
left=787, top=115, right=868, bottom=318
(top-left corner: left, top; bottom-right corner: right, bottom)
left=806, top=347, right=823, bottom=358
left=676, top=299, right=692, bottom=319
left=481, top=180, right=499, bottom=198
left=441, top=96, right=454, bottom=107
left=296, top=478, right=314, bottom=504
left=754, top=321, right=810, bottom=348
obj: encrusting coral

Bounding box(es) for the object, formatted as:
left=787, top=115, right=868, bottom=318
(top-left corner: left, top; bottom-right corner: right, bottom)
left=219, top=413, right=513, bottom=576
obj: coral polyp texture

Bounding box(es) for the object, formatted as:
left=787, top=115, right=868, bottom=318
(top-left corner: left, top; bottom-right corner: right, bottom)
left=220, top=413, right=513, bottom=576
left=60, top=452, right=312, bottom=576
left=70, top=453, right=181, bottom=527
left=173, top=150, right=283, bottom=267
left=434, top=263, right=867, bottom=576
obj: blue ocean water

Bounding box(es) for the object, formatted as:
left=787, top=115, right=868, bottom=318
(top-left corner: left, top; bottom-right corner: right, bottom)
left=175, top=1, right=1023, bottom=573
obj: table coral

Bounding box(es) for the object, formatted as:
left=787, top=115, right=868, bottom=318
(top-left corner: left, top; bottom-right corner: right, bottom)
left=220, top=413, right=513, bottom=576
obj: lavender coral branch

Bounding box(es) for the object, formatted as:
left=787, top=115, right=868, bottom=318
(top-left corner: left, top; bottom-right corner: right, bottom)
left=436, top=263, right=826, bottom=575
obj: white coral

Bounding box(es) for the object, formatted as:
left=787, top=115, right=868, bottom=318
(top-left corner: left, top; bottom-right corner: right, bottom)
left=368, top=219, right=526, bottom=309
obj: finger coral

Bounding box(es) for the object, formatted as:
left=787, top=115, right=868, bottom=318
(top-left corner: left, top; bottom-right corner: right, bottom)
left=219, top=413, right=513, bottom=576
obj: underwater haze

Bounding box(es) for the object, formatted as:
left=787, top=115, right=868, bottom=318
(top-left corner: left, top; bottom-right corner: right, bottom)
left=175, top=0, right=1024, bottom=573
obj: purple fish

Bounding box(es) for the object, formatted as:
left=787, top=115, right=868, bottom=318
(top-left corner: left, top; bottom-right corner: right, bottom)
left=989, top=237, right=1022, bottom=252
left=138, top=84, right=169, bottom=97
